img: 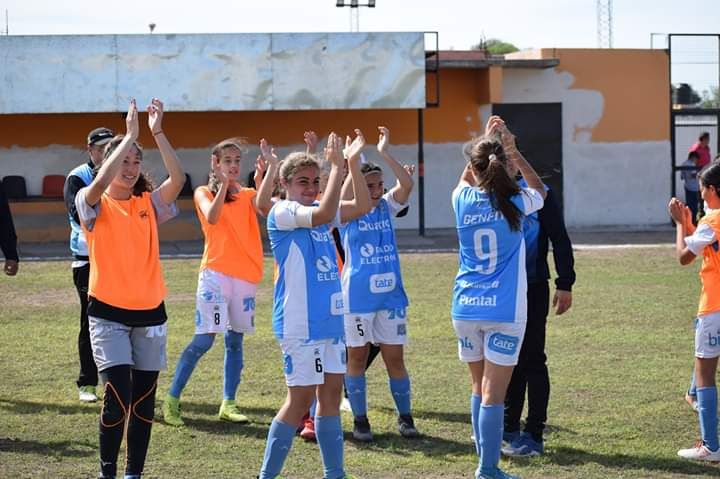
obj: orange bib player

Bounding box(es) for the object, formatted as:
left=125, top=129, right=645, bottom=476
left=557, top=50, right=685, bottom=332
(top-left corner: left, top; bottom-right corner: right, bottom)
left=163, top=138, right=274, bottom=427
left=669, top=161, right=720, bottom=463
left=75, top=99, right=185, bottom=479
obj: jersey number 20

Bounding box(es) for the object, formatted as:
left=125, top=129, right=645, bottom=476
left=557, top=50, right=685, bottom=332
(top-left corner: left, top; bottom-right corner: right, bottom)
left=473, top=228, right=497, bottom=274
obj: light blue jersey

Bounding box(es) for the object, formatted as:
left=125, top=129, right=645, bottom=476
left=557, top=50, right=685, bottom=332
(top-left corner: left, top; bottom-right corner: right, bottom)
left=451, top=182, right=544, bottom=323
left=340, top=191, right=409, bottom=314
left=267, top=200, right=344, bottom=340
left=67, top=163, right=94, bottom=257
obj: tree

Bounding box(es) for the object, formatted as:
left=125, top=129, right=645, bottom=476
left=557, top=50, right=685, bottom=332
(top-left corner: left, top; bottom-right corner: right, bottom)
left=472, top=38, right=520, bottom=55
left=673, top=83, right=702, bottom=106
left=701, top=86, right=720, bottom=108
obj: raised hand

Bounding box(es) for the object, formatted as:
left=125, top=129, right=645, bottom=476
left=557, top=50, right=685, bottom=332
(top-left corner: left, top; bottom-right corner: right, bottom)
left=304, top=131, right=319, bottom=154
left=345, top=129, right=366, bottom=161
left=668, top=197, right=687, bottom=225
left=147, top=98, right=164, bottom=135
left=377, top=126, right=391, bottom=154
left=403, top=164, right=416, bottom=176
left=254, top=154, right=266, bottom=188
left=211, top=155, right=230, bottom=185
left=126, top=99, right=139, bottom=140
left=325, top=132, right=344, bottom=168
left=259, top=138, right=279, bottom=168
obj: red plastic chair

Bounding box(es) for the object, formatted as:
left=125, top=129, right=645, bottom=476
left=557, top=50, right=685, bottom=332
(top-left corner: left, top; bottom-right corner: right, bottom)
left=42, top=175, right=65, bottom=199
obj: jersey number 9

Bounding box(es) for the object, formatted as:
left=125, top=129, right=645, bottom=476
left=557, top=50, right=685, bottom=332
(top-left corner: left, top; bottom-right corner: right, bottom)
left=473, top=228, right=497, bottom=274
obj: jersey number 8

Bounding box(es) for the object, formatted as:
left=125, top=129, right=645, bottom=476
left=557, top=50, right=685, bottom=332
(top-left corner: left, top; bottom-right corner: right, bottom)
left=473, top=228, right=497, bottom=274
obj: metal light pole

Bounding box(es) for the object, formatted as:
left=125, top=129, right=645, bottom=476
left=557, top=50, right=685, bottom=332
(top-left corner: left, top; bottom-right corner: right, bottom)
left=336, top=0, right=376, bottom=32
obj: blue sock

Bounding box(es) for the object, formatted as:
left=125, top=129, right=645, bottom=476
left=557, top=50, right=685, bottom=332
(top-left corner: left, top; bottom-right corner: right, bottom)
left=471, top=394, right=482, bottom=457
left=168, top=334, right=214, bottom=398
left=345, top=375, right=367, bottom=416
left=259, top=419, right=296, bottom=479
left=310, top=398, right=317, bottom=419
left=389, top=376, right=412, bottom=416
left=223, top=331, right=244, bottom=400
left=316, top=415, right=345, bottom=479
left=697, top=386, right=719, bottom=451
left=479, top=404, right=503, bottom=473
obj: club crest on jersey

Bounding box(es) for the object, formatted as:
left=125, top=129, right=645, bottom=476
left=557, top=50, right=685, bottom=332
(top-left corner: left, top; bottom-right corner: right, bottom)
left=487, top=333, right=519, bottom=356
left=360, top=243, right=375, bottom=257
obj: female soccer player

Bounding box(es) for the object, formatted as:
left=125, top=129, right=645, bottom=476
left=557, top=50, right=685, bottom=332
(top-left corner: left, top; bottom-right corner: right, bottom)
left=75, top=98, right=185, bottom=479
left=163, top=138, right=273, bottom=427
left=257, top=131, right=369, bottom=479
left=669, top=162, right=720, bottom=462
left=341, top=126, right=417, bottom=441
left=452, top=116, right=545, bottom=479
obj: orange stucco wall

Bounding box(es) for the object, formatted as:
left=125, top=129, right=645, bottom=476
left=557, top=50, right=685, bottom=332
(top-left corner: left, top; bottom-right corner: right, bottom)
left=510, top=48, right=669, bottom=142
left=0, top=69, right=490, bottom=150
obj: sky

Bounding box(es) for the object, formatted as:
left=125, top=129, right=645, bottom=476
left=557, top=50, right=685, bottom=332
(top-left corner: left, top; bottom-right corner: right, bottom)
left=2, top=0, right=719, bottom=92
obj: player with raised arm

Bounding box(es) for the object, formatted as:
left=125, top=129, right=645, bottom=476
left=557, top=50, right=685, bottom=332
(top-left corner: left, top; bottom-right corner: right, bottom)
left=257, top=130, right=369, bottom=479
left=669, top=162, right=720, bottom=462
left=341, top=126, right=418, bottom=441
left=452, top=116, right=546, bottom=479
left=163, top=138, right=273, bottom=427
left=75, top=98, right=185, bottom=479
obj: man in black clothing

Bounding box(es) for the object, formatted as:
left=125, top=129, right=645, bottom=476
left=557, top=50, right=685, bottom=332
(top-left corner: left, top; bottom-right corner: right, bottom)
left=63, top=127, right=114, bottom=402
left=502, top=187, right=575, bottom=457
left=0, top=182, right=19, bottom=276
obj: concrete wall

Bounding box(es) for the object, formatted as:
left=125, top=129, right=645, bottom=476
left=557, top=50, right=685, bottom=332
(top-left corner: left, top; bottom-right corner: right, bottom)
left=503, top=49, right=671, bottom=226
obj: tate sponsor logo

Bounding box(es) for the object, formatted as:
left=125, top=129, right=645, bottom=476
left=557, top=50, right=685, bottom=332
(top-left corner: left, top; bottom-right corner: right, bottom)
left=330, top=292, right=344, bottom=315
left=370, top=272, right=396, bottom=293
left=487, top=333, right=519, bottom=356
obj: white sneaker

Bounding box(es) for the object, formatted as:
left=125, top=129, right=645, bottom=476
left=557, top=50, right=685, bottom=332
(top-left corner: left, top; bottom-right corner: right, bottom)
left=340, top=397, right=352, bottom=413
left=678, top=441, right=720, bottom=462
left=78, top=385, right=98, bottom=403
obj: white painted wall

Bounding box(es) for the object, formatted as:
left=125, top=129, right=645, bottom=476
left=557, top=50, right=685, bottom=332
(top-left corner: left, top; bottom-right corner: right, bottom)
left=502, top=68, right=671, bottom=226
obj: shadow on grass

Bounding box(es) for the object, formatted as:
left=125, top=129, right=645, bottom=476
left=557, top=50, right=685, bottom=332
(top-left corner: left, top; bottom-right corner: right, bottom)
left=0, top=437, right=95, bottom=458
left=346, top=431, right=474, bottom=458
left=0, top=398, right=98, bottom=415
left=540, top=446, right=720, bottom=476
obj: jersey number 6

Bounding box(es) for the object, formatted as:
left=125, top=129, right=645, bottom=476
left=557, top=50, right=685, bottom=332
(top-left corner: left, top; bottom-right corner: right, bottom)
left=473, top=228, right=497, bottom=274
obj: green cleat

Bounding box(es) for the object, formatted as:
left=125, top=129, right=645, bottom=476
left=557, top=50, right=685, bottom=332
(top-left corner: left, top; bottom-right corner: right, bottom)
left=219, top=399, right=249, bottom=423
left=162, top=395, right=184, bottom=427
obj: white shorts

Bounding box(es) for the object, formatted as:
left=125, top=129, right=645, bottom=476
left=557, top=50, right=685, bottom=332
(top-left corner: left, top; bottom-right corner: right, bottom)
left=344, top=308, right=408, bottom=347
left=195, top=268, right=258, bottom=334
left=452, top=319, right=526, bottom=367
left=279, top=338, right=347, bottom=387
left=695, top=311, right=720, bottom=359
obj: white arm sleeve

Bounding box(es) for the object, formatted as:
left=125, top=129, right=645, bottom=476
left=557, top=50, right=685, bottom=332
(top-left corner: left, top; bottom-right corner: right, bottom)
left=686, top=223, right=717, bottom=256
left=272, top=200, right=315, bottom=230
left=75, top=187, right=100, bottom=231
left=382, top=190, right=407, bottom=217
left=518, top=187, right=545, bottom=215
left=150, top=189, right=179, bottom=225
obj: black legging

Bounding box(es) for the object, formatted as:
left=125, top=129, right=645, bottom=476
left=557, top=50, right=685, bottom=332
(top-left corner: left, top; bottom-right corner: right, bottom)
left=99, top=365, right=158, bottom=478
left=504, top=281, right=550, bottom=441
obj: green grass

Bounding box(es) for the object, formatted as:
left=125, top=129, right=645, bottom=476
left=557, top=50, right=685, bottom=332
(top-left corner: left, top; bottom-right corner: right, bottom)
left=1, top=249, right=718, bottom=478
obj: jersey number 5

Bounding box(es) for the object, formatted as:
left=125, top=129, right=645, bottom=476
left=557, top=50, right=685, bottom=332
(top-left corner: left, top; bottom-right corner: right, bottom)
left=473, top=228, right=497, bottom=274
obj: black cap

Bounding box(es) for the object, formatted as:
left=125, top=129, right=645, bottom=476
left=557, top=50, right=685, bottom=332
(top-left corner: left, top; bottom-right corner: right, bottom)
left=87, top=127, right=114, bottom=146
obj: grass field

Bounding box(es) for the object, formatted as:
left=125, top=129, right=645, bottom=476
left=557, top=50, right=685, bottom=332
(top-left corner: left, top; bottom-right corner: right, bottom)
left=1, top=249, right=719, bottom=478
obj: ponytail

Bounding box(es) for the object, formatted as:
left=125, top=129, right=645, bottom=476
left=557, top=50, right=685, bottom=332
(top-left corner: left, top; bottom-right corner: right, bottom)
left=468, top=137, right=521, bottom=231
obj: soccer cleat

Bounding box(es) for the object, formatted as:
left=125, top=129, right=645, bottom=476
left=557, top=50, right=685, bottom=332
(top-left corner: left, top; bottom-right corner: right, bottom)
left=218, top=399, right=249, bottom=423
left=79, top=385, right=98, bottom=403
left=299, top=416, right=316, bottom=442
left=502, top=432, right=544, bottom=457
left=677, top=441, right=720, bottom=462
left=476, top=466, right=520, bottom=479
left=502, top=430, right=520, bottom=445
left=352, top=415, right=373, bottom=442
left=398, top=414, right=419, bottom=438
left=162, top=395, right=185, bottom=427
